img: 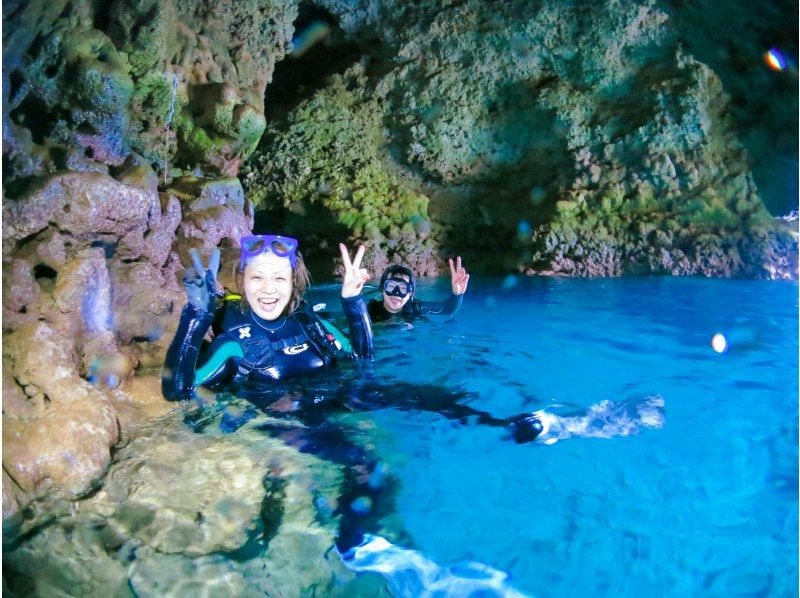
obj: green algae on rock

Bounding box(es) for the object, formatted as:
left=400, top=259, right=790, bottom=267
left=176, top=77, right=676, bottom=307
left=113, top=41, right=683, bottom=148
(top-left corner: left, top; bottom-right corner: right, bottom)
left=243, top=75, right=441, bottom=275
left=253, top=0, right=796, bottom=277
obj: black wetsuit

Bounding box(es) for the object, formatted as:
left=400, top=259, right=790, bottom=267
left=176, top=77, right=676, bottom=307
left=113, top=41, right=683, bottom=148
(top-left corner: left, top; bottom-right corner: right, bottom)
left=162, top=295, right=373, bottom=401
left=367, top=293, right=463, bottom=324
left=163, top=291, right=540, bottom=553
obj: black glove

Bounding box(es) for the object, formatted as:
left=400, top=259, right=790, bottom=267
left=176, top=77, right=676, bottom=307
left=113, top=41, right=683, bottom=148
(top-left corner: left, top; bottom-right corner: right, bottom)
left=241, top=336, right=277, bottom=369
left=183, top=247, right=222, bottom=314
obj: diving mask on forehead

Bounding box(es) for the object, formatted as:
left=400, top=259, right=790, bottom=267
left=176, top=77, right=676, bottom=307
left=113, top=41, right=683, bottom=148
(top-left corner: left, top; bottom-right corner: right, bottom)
left=239, top=234, right=299, bottom=268
left=383, top=277, right=413, bottom=298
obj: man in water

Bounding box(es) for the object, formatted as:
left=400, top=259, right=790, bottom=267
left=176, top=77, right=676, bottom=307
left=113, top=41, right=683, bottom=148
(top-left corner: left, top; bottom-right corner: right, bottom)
left=367, top=257, right=470, bottom=323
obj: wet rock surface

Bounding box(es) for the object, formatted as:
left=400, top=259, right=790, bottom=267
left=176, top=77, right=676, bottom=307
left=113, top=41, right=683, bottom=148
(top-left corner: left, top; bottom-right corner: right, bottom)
left=2, top=170, right=252, bottom=522
left=245, top=0, right=796, bottom=277
left=3, top=409, right=352, bottom=597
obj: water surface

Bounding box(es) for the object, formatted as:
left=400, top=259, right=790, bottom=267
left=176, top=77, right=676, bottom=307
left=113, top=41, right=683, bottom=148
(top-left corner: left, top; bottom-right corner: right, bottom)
left=5, top=276, right=797, bottom=597
left=317, top=275, right=798, bottom=596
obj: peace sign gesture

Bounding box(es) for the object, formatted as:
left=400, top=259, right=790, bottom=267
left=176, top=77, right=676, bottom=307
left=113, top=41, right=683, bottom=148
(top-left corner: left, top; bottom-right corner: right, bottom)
left=340, top=243, right=370, bottom=298
left=183, top=247, right=222, bottom=313
left=449, top=256, right=470, bottom=295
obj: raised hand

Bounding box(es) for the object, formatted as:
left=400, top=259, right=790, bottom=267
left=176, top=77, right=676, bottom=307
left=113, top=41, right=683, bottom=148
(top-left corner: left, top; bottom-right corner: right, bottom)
left=183, top=247, right=221, bottom=313
left=340, top=243, right=370, bottom=298
left=449, top=256, right=470, bottom=295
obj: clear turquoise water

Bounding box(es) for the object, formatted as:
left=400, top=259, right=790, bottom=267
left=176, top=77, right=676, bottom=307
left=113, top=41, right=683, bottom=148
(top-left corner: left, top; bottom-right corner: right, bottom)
left=316, top=276, right=798, bottom=596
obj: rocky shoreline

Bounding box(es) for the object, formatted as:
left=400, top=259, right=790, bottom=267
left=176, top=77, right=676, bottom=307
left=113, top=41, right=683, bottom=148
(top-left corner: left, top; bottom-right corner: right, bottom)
left=2, top=0, right=796, bottom=589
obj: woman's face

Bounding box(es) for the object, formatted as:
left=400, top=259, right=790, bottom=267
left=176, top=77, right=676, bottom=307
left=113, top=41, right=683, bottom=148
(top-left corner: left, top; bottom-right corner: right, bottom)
left=243, top=252, right=293, bottom=320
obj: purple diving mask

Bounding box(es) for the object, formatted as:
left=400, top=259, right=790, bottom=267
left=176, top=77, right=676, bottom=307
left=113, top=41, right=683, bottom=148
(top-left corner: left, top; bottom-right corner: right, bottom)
left=239, top=234, right=299, bottom=268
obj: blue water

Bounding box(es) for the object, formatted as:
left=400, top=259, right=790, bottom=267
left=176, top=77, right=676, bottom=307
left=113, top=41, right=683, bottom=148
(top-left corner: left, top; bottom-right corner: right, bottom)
left=312, top=275, right=798, bottom=596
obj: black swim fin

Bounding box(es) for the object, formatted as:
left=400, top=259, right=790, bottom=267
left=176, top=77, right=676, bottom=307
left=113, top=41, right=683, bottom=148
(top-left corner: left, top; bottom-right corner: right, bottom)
left=509, top=413, right=544, bottom=443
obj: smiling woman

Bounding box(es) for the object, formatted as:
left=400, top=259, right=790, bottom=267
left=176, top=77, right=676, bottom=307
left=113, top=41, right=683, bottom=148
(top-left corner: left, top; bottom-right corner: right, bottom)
left=161, top=235, right=373, bottom=402
left=243, top=252, right=295, bottom=319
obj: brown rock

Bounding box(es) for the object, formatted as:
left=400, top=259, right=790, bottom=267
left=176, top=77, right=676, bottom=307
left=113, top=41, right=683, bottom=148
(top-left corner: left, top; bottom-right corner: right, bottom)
left=3, top=322, right=119, bottom=498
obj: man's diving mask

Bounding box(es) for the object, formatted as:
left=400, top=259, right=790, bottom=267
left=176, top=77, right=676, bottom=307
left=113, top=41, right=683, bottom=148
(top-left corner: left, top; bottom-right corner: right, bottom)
left=383, top=277, right=413, bottom=298
left=239, top=234, right=299, bottom=268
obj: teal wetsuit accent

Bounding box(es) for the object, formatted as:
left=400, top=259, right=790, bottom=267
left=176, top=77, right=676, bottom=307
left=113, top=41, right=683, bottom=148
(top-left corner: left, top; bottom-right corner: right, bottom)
left=194, top=341, right=243, bottom=386
left=321, top=318, right=353, bottom=353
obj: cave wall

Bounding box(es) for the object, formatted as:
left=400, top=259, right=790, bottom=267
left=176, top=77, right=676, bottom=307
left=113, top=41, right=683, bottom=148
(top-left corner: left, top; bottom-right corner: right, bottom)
left=3, top=0, right=297, bottom=191
left=2, top=0, right=286, bottom=532
left=244, top=0, right=797, bottom=276
left=1, top=0, right=797, bottom=537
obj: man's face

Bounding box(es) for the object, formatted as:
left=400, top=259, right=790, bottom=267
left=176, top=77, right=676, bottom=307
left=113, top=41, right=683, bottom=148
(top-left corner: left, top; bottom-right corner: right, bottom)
left=382, top=274, right=412, bottom=313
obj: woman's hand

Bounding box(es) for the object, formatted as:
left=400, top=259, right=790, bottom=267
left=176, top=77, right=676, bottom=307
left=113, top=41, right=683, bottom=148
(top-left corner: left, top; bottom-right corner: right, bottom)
left=183, top=247, right=221, bottom=313
left=449, top=256, right=470, bottom=295
left=340, top=243, right=370, bottom=298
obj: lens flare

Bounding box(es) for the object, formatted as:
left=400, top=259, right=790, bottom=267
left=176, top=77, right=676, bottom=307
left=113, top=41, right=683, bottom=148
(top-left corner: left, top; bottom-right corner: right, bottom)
left=290, top=21, right=331, bottom=57
left=711, top=333, right=728, bottom=354
left=765, top=48, right=787, bottom=71
left=502, top=275, right=518, bottom=290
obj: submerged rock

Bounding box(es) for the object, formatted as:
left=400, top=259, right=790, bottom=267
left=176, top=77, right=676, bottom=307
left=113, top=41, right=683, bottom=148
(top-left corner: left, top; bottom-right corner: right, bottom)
left=2, top=410, right=350, bottom=596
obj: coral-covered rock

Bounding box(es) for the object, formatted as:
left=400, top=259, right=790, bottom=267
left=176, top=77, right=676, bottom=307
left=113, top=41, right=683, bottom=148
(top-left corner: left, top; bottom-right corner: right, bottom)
left=2, top=170, right=194, bottom=514
left=169, top=176, right=254, bottom=279
left=3, top=0, right=296, bottom=196
left=245, top=0, right=795, bottom=279
left=243, top=77, right=440, bottom=274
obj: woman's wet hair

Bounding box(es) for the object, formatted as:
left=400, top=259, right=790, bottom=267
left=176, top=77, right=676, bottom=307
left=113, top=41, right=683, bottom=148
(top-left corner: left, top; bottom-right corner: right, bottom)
left=235, top=250, right=310, bottom=315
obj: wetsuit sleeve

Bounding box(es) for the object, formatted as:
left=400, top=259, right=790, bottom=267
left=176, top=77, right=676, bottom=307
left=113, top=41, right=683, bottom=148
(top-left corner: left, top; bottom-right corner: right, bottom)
left=194, top=335, right=243, bottom=388
left=162, top=304, right=214, bottom=401
left=341, top=294, right=374, bottom=360
left=418, top=293, right=463, bottom=316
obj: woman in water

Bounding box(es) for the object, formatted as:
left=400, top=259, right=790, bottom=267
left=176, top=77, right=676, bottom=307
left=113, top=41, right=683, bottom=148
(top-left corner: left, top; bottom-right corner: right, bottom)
left=161, top=237, right=543, bottom=553
left=367, top=257, right=470, bottom=323
left=162, top=235, right=372, bottom=401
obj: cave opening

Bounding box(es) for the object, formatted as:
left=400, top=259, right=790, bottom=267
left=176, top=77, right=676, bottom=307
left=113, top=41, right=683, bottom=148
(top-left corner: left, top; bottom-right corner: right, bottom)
left=264, top=3, right=361, bottom=122
left=33, top=264, right=58, bottom=292
left=9, top=95, right=54, bottom=145
left=253, top=3, right=361, bottom=280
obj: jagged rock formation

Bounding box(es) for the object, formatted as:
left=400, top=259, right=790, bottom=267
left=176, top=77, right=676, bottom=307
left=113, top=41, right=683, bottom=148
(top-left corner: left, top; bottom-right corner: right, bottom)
left=3, top=0, right=296, bottom=196
left=1, top=170, right=253, bottom=530
left=2, top=0, right=283, bottom=527
left=244, top=0, right=797, bottom=276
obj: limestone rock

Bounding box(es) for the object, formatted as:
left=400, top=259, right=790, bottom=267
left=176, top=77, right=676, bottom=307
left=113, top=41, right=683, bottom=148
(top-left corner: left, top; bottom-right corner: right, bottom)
left=245, top=0, right=796, bottom=279
left=3, top=322, right=120, bottom=498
